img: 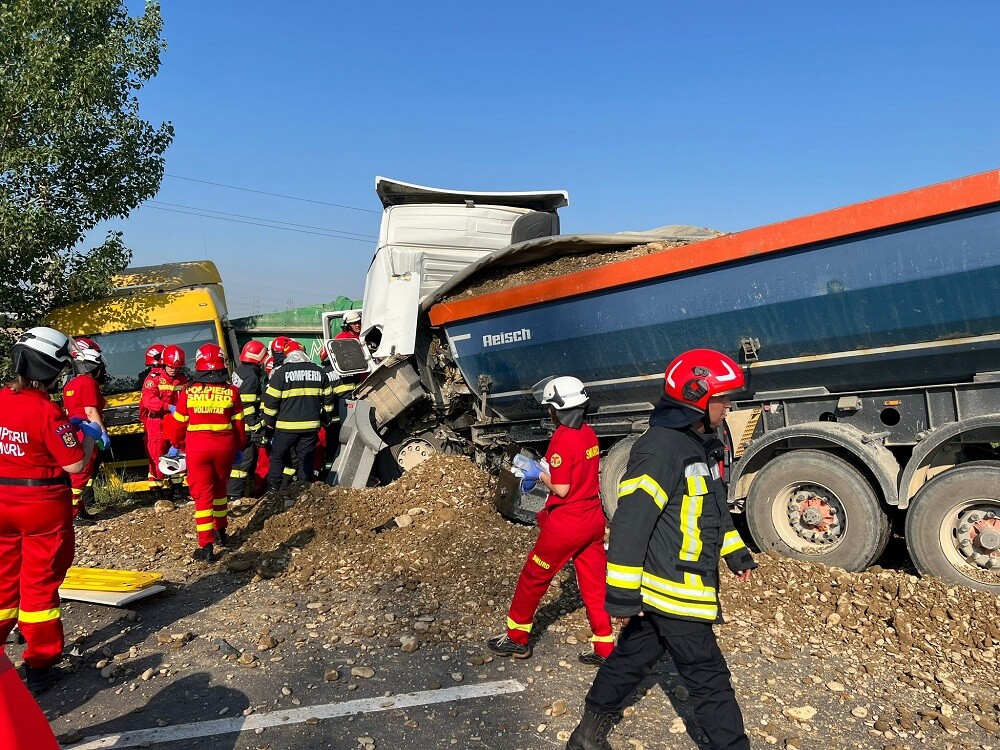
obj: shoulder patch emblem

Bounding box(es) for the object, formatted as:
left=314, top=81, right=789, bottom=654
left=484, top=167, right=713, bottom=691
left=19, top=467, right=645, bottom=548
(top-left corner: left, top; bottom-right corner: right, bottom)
left=62, top=431, right=79, bottom=447
left=549, top=453, right=562, bottom=468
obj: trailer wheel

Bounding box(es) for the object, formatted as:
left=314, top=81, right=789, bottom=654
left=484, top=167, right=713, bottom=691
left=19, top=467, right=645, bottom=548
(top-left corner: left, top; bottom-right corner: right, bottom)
left=600, top=438, right=636, bottom=523
left=746, top=450, right=889, bottom=572
left=905, top=461, right=1000, bottom=594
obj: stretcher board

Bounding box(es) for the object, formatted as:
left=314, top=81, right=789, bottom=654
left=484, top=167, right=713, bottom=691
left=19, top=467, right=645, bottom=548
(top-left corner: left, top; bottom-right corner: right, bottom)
left=58, top=584, right=166, bottom=607
left=62, top=567, right=164, bottom=592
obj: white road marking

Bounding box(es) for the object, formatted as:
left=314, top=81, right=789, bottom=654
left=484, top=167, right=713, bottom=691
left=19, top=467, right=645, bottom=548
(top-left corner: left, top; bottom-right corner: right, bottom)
left=68, top=679, right=524, bottom=749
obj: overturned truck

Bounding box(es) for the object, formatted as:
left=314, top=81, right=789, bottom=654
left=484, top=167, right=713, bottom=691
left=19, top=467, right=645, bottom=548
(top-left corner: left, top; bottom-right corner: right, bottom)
left=327, top=172, right=1000, bottom=594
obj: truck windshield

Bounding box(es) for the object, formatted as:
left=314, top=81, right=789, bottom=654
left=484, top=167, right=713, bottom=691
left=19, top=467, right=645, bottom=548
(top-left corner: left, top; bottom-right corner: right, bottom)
left=85, top=322, right=219, bottom=396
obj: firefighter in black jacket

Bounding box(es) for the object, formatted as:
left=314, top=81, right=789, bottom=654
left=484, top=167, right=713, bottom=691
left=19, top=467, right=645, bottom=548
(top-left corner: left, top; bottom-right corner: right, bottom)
left=261, top=340, right=334, bottom=492
left=227, top=340, right=267, bottom=500
left=568, top=349, right=757, bottom=750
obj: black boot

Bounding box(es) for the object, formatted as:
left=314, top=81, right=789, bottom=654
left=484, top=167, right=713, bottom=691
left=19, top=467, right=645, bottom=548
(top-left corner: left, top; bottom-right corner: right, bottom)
left=24, top=665, right=61, bottom=695
left=566, top=709, right=616, bottom=750
left=216, top=529, right=229, bottom=547
left=192, top=543, right=215, bottom=563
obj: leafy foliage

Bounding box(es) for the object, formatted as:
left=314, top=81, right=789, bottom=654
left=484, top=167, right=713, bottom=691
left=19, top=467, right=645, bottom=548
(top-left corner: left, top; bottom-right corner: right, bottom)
left=0, top=0, right=173, bottom=371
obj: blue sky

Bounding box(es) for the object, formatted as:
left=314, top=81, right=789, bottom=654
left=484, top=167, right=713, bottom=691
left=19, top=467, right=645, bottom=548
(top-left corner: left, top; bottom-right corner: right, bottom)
left=107, top=1, right=1000, bottom=317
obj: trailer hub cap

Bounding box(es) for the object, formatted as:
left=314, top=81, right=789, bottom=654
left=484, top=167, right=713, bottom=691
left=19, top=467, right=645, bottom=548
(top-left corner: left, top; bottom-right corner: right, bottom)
left=780, top=486, right=844, bottom=548
left=954, top=508, right=1000, bottom=569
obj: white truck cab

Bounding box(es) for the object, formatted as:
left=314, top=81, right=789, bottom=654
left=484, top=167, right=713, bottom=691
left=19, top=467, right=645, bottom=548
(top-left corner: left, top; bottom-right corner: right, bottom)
left=361, top=177, right=569, bottom=359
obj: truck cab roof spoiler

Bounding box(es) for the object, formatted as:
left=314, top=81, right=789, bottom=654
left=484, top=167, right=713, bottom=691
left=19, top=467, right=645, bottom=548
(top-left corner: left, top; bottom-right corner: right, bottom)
left=375, top=176, right=569, bottom=212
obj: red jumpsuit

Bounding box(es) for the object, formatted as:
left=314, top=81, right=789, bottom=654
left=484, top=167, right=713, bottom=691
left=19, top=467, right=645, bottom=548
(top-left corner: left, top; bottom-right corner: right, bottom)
left=139, top=368, right=187, bottom=491
left=0, top=386, right=84, bottom=670
left=505, top=423, right=615, bottom=658
left=0, top=652, right=60, bottom=748
left=167, top=382, right=244, bottom=547
left=62, top=373, right=106, bottom=517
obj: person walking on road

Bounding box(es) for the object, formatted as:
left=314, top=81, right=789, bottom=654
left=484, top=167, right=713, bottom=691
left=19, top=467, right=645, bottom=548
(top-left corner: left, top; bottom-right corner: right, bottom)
left=566, top=349, right=757, bottom=750
left=0, top=327, right=94, bottom=695
left=166, top=344, right=244, bottom=563
left=487, top=376, right=614, bottom=665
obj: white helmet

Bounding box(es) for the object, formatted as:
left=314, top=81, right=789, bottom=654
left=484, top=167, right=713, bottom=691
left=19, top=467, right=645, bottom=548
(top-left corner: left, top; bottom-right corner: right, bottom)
left=158, top=454, right=187, bottom=476
left=343, top=311, right=362, bottom=325
left=11, top=327, right=73, bottom=381
left=533, top=375, right=589, bottom=410
left=71, top=338, right=107, bottom=375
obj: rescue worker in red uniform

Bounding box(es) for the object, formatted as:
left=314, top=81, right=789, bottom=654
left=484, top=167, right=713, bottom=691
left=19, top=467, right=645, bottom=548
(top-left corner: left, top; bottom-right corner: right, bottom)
left=0, top=327, right=95, bottom=695
left=335, top=310, right=362, bottom=340
left=166, top=344, right=244, bottom=563
left=227, top=340, right=266, bottom=501
left=488, top=376, right=614, bottom=664
left=0, top=651, right=60, bottom=747
left=137, top=343, right=164, bottom=389
left=139, top=344, right=187, bottom=495
left=62, top=338, right=111, bottom=523
left=567, top=349, right=757, bottom=750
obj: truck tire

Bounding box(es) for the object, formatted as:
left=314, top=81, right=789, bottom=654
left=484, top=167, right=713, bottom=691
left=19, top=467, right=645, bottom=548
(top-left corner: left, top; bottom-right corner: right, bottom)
left=746, top=449, right=889, bottom=572
left=904, top=461, right=1000, bottom=594
left=600, top=437, right=636, bottom=523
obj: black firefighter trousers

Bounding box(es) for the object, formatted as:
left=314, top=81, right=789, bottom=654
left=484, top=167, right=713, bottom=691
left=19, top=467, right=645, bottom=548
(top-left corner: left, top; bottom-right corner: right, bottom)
left=267, top=430, right=317, bottom=491
left=584, top=612, right=750, bottom=750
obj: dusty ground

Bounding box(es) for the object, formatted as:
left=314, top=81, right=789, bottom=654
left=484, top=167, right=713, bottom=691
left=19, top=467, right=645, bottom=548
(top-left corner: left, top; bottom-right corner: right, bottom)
left=36, top=454, right=1000, bottom=748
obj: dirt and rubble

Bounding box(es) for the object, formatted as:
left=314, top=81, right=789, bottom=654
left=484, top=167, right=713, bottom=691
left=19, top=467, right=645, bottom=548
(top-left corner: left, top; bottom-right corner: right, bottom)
left=53, top=454, right=1000, bottom=749
left=445, top=237, right=722, bottom=301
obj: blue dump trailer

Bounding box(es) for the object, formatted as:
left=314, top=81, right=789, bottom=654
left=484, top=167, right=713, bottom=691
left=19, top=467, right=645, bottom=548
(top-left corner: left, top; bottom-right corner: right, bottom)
left=332, top=171, right=1000, bottom=593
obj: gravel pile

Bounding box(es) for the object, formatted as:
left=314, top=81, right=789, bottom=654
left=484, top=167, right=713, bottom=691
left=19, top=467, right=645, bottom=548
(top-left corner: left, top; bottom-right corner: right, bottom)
left=444, top=238, right=720, bottom=301
left=70, top=453, right=1000, bottom=749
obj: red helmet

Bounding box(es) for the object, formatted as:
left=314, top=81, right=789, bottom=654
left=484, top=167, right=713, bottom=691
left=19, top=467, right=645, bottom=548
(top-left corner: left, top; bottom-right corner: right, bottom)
left=263, top=354, right=275, bottom=376
left=318, top=346, right=329, bottom=363
left=269, top=336, right=291, bottom=355
left=240, top=340, right=267, bottom=365
left=195, top=343, right=227, bottom=372
left=74, top=337, right=101, bottom=352
left=145, top=343, right=165, bottom=366
left=283, top=339, right=304, bottom=355
left=664, top=349, right=745, bottom=411
left=162, top=344, right=186, bottom=368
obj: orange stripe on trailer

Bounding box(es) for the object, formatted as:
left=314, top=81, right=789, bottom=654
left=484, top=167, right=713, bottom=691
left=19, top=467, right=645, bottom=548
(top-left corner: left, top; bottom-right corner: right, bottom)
left=429, top=169, right=1000, bottom=326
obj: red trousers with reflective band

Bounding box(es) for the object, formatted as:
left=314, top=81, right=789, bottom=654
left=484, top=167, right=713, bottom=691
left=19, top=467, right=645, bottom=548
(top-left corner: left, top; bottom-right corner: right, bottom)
left=0, top=493, right=74, bottom=669
left=0, top=652, right=60, bottom=749
left=507, top=500, right=614, bottom=657
left=143, top=417, right=168, bottom=488
left=70, top=430, right=99, bottom=515
left=186, top=435, right=236, bottom=547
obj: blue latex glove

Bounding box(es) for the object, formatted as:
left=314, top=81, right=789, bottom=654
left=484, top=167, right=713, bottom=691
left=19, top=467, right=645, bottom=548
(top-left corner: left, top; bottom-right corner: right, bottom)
left=167, top=446, right=179, bottom=458
left=512, top=454, right=545, bottom=493
left=167, top=404, right=176, bottom=414
left=78, top=420, right=103, bottom=442
left=69, top=417, right=85, bottom=428
left=233, top=450, right=244, bottom=465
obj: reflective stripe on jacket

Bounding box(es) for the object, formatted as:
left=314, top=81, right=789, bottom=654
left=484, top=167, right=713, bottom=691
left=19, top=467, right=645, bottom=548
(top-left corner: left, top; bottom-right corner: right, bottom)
left=605, top=426, right=754, bottom=624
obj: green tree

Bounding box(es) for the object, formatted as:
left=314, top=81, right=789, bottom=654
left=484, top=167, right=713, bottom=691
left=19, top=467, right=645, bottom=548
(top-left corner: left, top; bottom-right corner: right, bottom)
left=0, top=0, right=173, bottom=370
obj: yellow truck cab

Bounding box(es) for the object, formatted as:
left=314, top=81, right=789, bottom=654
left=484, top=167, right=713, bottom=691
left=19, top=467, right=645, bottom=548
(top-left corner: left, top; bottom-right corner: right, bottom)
left=46, top=261, right=237, bottom=492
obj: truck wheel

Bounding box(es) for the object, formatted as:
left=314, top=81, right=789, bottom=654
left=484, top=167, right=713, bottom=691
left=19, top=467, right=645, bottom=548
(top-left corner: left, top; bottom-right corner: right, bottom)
left=905, top=461, right=1000, bottom=594
left=600, top=438, right=636, bottom=522
left=746, top=449, right=889, bottom=572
